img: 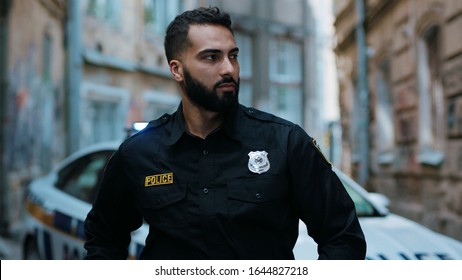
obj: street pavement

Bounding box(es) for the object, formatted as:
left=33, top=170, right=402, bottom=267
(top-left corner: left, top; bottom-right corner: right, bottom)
left=0, top=237, right=21, bottom=260
left=0, top=224, right=23, bottom=260
left=0, top=235, right=21, bottom=260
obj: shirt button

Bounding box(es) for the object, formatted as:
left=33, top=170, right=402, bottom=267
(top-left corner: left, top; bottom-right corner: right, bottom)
left=203, top=188, right=209, bottom=194
left=255, top=193, right=261, bottom=199
left=203, top=150, right=209, bottom=155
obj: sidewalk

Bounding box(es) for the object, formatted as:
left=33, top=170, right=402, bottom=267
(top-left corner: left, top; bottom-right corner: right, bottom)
left=0, top=236, right=21, bottom=260
left=0, top=224, right=23, bottom=260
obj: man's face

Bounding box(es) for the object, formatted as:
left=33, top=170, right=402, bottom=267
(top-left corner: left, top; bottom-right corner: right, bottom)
left=173, top=24, right=240, bottom=112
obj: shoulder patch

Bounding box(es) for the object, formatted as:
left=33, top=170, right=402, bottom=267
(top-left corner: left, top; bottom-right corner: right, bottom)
left=311, top=138, right=331, bottom=166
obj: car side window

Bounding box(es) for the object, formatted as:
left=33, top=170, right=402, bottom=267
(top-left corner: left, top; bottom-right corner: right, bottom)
left=340, top=179, right=376, bottom=217
left=56, top=151, right=114, bottom=203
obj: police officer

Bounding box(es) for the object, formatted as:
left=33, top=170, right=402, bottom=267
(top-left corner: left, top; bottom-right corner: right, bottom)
left=84, top=7, right=366, bottom=260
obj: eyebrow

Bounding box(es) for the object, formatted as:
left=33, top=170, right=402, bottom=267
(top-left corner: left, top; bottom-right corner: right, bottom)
left=198, top=47, right=240, bottom=56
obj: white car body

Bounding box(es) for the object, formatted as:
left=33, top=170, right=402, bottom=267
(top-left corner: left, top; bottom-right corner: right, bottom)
left=294, top=168, right=462, bottom=260
left=21, top=142, right=462, bottom=259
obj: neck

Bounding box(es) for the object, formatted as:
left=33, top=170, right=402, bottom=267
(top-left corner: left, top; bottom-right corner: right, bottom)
left=182, top=100, right=224, bottom=139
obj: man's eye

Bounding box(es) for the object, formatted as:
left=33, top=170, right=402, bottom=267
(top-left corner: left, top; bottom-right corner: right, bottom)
left=230, top=54, right=239, bottom=60
left=204, top=55, right=218, bottom=61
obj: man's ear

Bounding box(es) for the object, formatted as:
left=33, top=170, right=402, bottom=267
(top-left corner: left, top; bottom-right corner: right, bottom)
left=169, top=60, right=183, bottom=82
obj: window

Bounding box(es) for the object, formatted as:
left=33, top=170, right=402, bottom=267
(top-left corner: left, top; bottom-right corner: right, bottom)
left=350, top=78, right=361, bottom=163
left=42, top=33, right=52, bottom=82
left=81, top=82, right=130, bottom=146
left=144, top=0, right=181, bottom=36
left=417, top=25, right=445, bottom=166
left=86, top=0, right=121, bottom=26
left=340, top=178, right=376, bottom=217
left=41, top=32, right=54, bottom=171
left=143, top=91, right=181, bottom=121
left=375, top=59, right=395, bottom=164
left=88, top=101, right=119, bottom=142
left=269, top=38, right=303, bottom=124
left=56, top=151, right=114, bottom=203
left=234, top=32, right=253, bottom=107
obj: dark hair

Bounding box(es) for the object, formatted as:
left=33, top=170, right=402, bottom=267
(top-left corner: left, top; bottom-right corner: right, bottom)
left=164, top=7, right=233, bottom=63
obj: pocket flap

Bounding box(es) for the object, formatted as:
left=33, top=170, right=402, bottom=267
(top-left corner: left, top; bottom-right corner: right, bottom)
left=227, top=177, right=286, bottom=203
left=141, top=184, right=186, bottom=209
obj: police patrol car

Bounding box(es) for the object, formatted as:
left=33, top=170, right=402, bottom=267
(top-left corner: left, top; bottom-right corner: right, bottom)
left=21, top=141, right=462, bottom=259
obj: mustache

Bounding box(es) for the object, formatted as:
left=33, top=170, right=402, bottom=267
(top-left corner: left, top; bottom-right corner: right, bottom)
left=214, top=77, right=239, bottom=88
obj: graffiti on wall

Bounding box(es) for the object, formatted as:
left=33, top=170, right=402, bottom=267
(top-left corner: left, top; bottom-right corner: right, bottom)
left=6, top=43, right=65, bottom=181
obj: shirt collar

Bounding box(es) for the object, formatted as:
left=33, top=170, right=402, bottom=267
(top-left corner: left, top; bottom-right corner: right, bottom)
left=164, top=103, right=187, bottom=146
left=165, top=102, right=245, bottom=145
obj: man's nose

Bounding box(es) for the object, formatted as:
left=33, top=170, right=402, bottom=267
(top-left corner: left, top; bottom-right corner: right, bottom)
left=220, top=57, right=237, bottom=76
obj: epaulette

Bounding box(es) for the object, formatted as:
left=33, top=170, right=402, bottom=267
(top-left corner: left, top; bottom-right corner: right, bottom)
left=146, top=113, right=172, bottom=129
left=123, top=113, right=172, bottom=144
left=240, top=106, right=293, bottom=126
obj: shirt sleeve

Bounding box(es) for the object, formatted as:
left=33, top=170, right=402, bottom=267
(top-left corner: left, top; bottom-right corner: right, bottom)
left=288, top=125, right=367, bottom=259
left=84, top=147, right=143, bottom=259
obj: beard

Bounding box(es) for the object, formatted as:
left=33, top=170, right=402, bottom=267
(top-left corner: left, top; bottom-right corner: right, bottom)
left=182, top=68, right=239, bottom=113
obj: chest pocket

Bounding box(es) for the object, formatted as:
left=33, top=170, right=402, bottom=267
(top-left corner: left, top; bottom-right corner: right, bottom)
left=227, top=177, right=289, bottom=229
left=139, top=183, right=187, bottom=225
left=141, top=185, right=186, bottom=209
left=227, top=177, right=286, bottom=203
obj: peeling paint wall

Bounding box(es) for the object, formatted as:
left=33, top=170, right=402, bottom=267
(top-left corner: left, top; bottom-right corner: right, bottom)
left=335, top=0, right=462, bottom=241
left=6, top=0, right=66, bottom=225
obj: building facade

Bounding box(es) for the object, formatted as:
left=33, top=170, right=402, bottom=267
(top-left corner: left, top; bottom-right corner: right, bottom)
left=334, top=0, right=462, bottom=241
left=77, top=0, right=191, bottom=149
left=1, top=0, right=67, bottom=234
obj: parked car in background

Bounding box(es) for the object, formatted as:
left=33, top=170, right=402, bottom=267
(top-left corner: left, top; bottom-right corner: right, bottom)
left=21, top=141, right=145, bottom=259
left=21, top=141, right=462, bottom=260
left=294, top=168, right=462, bottom=260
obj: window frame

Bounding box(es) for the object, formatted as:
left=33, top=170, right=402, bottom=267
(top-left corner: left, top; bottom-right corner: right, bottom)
left=143, top=0, right=181, bottom=36
left=142, top=90, right=181, bottom=121
left=85, top=0, right=121, bottom=26
left=416, top=25, right=445, bottom=166
left=268, top=37, right=303, bottom=125
left=374, top=58, right=395, bottom=165
left=234, top=32, right=254, bottom=107
left=80, top=82, right=130, bottom=147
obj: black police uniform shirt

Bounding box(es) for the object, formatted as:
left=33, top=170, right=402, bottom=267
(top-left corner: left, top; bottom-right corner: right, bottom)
left=84, top=103, right=366, bottom=260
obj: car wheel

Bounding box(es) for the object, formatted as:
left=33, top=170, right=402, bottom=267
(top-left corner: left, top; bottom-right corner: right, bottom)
left=23, top=237, right=41, bottom=260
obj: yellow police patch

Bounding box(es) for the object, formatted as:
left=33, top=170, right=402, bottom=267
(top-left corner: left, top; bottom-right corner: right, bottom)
left=311, top=139, right=331, bottom=166
left=145, top=172, right=173, bottom=187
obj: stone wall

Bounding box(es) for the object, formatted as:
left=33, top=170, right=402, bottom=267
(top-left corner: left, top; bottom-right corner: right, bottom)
left=335, top=0, right=462, bottom=241
left=5, top=0, right=67, bottom=229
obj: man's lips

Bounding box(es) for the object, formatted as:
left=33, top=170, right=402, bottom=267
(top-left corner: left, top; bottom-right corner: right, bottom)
left=218, top=83, right=236, bottom=90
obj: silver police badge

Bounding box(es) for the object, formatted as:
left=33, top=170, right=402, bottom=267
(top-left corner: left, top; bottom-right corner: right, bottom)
left=248, top=151, right=270, bottom=174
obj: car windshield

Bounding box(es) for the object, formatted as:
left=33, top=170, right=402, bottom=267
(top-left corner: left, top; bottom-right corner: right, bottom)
left=56, top=151, right=114, bottom=203
left=338, top=177, right=378, bottom=217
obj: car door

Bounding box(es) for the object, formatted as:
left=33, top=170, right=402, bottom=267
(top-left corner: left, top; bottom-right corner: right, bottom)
left=26, top=150, right=113, bottom=260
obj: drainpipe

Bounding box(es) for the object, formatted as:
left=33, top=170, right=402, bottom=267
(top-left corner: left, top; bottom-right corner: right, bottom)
left=65, top=0, right=82, bottom=155
left=0, top=0, right=11, bottom=236
left=355, top=0, right=369, bottom=186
